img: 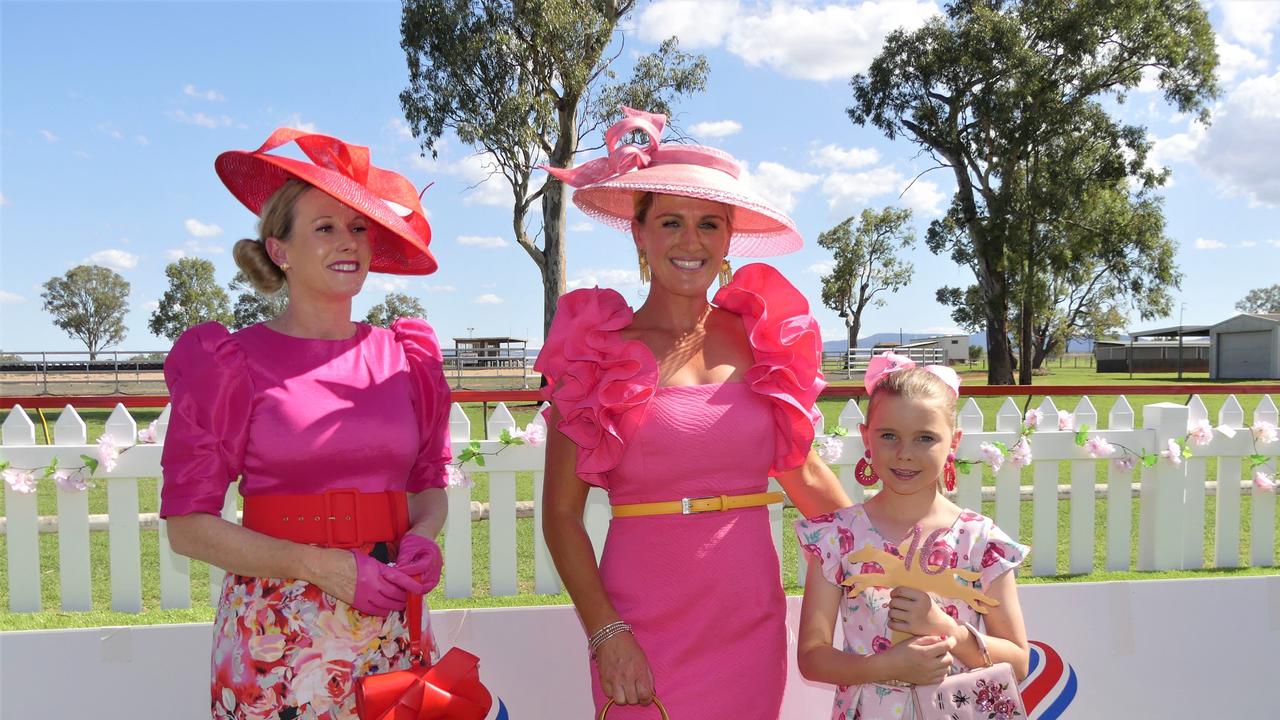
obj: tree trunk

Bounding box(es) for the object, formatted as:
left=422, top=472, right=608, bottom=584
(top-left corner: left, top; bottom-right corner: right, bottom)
left=846, top=315, right=861, bottom=369
left=541, top=181, right=567, bottom=339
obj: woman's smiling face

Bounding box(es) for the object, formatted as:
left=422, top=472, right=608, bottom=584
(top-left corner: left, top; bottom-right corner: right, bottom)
left=268, top=187, right=372, bottom=302
left=632, top=192, right=732, bottom=297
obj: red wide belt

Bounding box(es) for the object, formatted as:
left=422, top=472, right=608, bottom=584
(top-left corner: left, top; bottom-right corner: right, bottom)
left=242, top=489, right=410, bottom=548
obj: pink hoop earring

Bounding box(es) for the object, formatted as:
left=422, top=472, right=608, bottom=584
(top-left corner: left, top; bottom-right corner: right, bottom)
left=855, top=450, right=879, bottom=487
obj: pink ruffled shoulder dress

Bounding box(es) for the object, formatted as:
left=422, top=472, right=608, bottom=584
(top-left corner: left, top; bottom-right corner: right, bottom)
left=159, top=319, right=451, bottom=720
left=536, top=263, right=827, bottom=719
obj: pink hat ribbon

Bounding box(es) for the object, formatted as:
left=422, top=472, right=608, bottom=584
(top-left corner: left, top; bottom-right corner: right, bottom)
left=545, top=106, right=741, bottom=188
left=864, top=351, right=961, bottom=397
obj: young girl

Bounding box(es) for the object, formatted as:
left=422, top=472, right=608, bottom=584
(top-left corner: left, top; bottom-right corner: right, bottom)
left=795, top=353, right=1030, bottom=720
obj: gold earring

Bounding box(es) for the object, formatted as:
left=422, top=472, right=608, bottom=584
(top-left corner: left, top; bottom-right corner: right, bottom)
left=279, top=262, right=291, bottom=271
left=718, top=258, right=733, bottom=287
left=638, top=251, right=651, bottom=283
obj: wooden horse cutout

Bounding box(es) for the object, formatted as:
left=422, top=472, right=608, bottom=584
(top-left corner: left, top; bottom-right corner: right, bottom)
left=840, top=525, right=999, bottom=644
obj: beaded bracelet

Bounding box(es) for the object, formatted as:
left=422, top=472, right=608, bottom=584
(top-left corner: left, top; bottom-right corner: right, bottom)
left=588, top=620, right=633, bottom=658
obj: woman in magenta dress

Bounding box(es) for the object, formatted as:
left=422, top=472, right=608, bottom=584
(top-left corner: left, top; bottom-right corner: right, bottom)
left=538, top=108, right=852, bottom=718
left=160, top=129, right=451, bottom=720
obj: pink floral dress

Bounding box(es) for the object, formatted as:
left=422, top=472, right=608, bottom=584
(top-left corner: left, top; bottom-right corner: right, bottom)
left=795, top=504, right=1028, bottom=720
left=160, top=319, right=452, bottom=720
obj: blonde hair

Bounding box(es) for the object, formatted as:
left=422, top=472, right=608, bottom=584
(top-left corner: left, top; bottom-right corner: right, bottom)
left=632, top=191, right=735, bottom=232
left=866, top=367, right=958, bottom=428
left=232, top=179, right=313, bottom=294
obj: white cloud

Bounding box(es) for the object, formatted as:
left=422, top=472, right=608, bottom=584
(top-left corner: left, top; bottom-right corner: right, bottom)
left=39, top=129, right=58, bottom=143
left=808, top=261, right=835, bottom=276
left=1269, top=239, right=1280, bottom=248
left=0, top=192, right=8, bottom=206
left=898, top=177, right=947, bottom=216
left=423, top=283, right=456, bottom=293
left=821, top=166, right=905, bottom=213
left=0, top=290, right=25, bottom=304
left=726, top=1, right=940, bottom=81
left=135, top=135, right=149, bottom=146
left=97, top=123, right=124, bottom=140
left=184, top=218, right=223, bottom=238
left=567, top=268, right=643, bottom=290
left=1219, top=0, right=1280, bottom=52
left=387, top=117, right=414, bottom=141
left=142, top=300, right=160, bottom=312
left=282, top=114, right=317, bottom=133
left=1194, top=238, right=1227, bottom=250
left=634, top=0, right=739, bottom=48
left=183, top=83, right=225, bottom=101
left=811, top=143, right=880, bottom=169
left=1241, top=240, right=1259, bottom=247
left=689, top=119, right=743, bottom=139
left=166, top=239, right=224, bottom=259
left=741, top=161, right=820, bottom=212
left=85, top=249, right=140, bottom=271
left=1149, top=122, right=1207, bottom=167
left=1215, top=35, right=1268, bottom=84
left=457, top=234, right=508, bottom=248
left=366, top=276, right=411, bottom=293
left=568, top=221, right=595, bottom=233
left=1195, top=70, right=1280, bottom=205
left=473, top=293, right=504, bottom=304
left=169, top=110, right=233, bottom=128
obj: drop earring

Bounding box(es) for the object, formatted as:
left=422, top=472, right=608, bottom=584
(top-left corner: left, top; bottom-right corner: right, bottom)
left=855, top=450, right=879, bottom=487
left=638, top=251, right=651, bottom=283
left=718, top=258, right=733, bottom=287
left=943, top=452, right=957, bottom=492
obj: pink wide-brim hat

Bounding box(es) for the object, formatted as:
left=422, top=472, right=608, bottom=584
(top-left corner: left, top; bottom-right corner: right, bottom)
left=544, top=107, right=802, bottom=257
left=216, top=127, right=437, bottom=275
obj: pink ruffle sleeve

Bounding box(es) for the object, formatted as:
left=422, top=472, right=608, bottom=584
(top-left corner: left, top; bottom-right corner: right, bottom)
left=713, top=263, right=827, bottom=474
left=534, top=288, right=658, bottom=489
left=159, top=322, right=251, bottom=517
left=393, top=318, right=453, bottom=492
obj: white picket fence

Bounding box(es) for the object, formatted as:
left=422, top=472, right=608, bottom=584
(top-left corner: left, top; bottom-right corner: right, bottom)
left=2, top=393, right=1277, bottom=613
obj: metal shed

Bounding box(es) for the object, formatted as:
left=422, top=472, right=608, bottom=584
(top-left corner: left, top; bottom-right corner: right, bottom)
left=1210, top=313, right=1280, bottom=379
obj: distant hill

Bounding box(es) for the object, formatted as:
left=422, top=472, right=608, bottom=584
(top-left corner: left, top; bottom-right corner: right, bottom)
left=823, top=332, right=1095, bottom=353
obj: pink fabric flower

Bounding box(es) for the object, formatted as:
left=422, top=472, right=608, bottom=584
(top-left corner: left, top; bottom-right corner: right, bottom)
left=1084, top=436, right=1115, bottom=459
left=1113, top=455, right=1137, bottom=472
left=1009, top=438, right=1033, bottom=468
left=3, top=468, right=37, bottom=494
left=1254, top=471, right=1277, bottom=492
left=815, top=435, right=844, bottom=463
left=1057, top=410, right=1074, bottom=431
left=95, top=435, right=119, bottom=473
left=53, top=469, right=90, bottom=493
left=1253, top=420, right=1279, bottom=445
left=1187, top=418, right=1214, bottom=447
left=512, top=423, right=546, bottom=447
left=1160, top=438, right=1184, bottom=466
left=979, top=442, right=1005, bottom=472
left=137, top=420, right=159, bottom=444
left=444, top=465, right=471, bottom=489
left=981, top=542, right=1007, bottom=568
left=871, top=635, right=892, bottom=654
left=1024, top=409, right=1044, bottom=429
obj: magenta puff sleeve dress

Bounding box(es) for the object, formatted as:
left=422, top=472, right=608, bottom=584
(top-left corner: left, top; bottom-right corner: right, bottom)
left=159, top=318, right=451, bottom=720
left=535, top=263, right=826, bottom=719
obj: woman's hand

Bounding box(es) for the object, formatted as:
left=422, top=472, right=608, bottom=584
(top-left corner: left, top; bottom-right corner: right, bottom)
left=395, top=533, right=444, bottom=593
left=595, top=631, right=656, bottom=706
left=884, top=634, right=956, bottom=686
left=305, top=547, right=426, bottom=615
left=887, top=587, right=959, bottom=638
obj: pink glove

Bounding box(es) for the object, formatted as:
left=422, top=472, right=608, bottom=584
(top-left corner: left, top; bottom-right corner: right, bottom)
left=395, top=533, right=444, bottom=593
left=350, top=549, right=428, bottom=616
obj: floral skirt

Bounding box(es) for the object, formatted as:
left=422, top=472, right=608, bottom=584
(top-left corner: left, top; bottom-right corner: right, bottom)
left=209, top=571, right=416, bottom=720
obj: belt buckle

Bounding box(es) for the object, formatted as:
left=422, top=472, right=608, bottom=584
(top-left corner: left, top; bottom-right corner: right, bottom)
left=322, top=489, right=361, bottom=548
left=680, top=496, right=717, bottom=515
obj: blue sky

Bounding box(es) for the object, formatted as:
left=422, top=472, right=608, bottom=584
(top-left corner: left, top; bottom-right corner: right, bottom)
left=2, top=0, right=1278, bottom=354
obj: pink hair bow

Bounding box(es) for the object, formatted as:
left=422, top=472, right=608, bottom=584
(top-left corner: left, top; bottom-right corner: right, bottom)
left=544, top=106, right=740, bottom=187
left=864, top=351, right=961, bottom=397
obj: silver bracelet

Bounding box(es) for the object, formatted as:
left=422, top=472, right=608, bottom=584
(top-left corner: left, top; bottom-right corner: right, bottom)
left=588, top=621, right=632, bottom=658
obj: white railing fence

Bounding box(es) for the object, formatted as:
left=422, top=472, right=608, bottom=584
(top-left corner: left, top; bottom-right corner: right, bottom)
left=2, top=393, right=1277, bottom=612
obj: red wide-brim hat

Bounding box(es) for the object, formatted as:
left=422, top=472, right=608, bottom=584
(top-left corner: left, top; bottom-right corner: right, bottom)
left=216, top=128, right=437, bottom=275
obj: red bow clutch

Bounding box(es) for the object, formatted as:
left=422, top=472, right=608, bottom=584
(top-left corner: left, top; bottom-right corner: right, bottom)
left=354, top=595, right=496, bottom=720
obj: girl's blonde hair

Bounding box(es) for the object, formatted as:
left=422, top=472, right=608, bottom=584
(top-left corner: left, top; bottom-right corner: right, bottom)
left=231, top=179, right=312, bottom=294
left=866, top=367, right=959, bottom=426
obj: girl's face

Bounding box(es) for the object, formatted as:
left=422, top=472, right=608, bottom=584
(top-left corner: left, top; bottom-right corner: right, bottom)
left=860, top=393, right=961, bottom=497
left=632, top=193, right=731, bottom=298
left=268, top=188, right=372, bottom=302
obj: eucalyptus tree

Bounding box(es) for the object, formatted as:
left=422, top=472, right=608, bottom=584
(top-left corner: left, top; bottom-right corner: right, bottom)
left=818, top=207, right=916, bottom=353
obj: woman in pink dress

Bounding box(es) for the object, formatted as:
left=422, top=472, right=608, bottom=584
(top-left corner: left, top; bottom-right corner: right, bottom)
left=160, top=129, right=451, bottom=720
left=538, top=108, right=852, bottom=718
